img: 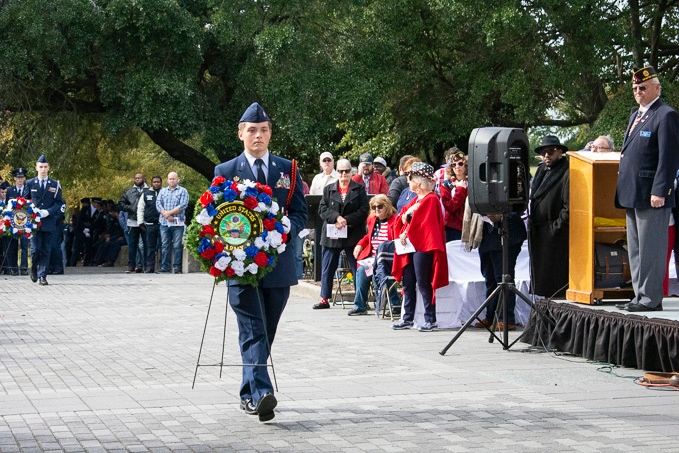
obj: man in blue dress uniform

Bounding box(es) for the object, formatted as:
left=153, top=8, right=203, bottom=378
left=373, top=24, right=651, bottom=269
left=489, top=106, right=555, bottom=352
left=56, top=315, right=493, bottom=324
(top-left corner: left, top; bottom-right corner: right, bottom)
left=6, top=167, right=31, bottom=275
left=26, top=155, right=66, bottom=285
left=214, top=102, right=308, bottom=422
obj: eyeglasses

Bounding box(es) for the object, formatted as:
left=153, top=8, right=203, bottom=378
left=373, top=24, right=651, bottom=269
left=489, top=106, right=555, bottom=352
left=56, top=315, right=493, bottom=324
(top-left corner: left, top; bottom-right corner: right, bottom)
left=337, top=169, right=351, bottom=174
left=632, top=85, right=648, bottom=92
left=322, top=158, right=332, bottom=163
left=542, top=147, right=561, bottom=155
left=371, top=204, right=385, bottom=211
left=590, top=145, right=612, bottom=151
left=453, top=161, right=466, bottom=167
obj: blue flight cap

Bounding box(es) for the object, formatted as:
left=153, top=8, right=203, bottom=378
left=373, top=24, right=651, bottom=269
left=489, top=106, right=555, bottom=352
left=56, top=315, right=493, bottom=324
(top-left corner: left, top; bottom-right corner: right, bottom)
left=36, top=154, right=49, bottom=163
left=239, top=102, right=271, bottom=123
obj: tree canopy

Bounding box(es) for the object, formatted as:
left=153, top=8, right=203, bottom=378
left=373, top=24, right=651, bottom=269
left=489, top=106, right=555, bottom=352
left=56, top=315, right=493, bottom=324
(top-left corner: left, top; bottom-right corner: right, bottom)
left=1, top=0, right=678, bottom=195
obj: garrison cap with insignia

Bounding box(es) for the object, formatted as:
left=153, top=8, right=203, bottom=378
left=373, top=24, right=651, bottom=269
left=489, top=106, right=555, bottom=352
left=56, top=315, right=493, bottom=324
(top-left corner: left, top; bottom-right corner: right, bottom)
left=239, top=102, right=271, bottom=123
left=632, top=66, right=658, bottom=84
left=36, top=154, right=49, bottom=163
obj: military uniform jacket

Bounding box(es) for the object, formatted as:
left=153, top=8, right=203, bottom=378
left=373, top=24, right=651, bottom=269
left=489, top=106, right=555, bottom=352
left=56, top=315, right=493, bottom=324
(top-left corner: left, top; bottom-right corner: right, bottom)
left=7, top=185, right=30, bottom=200
left=26, top=177, right=65, bottom=232
left=615, top=99, right=679, bottom=209
left=214, top=151, right=308, bottom=288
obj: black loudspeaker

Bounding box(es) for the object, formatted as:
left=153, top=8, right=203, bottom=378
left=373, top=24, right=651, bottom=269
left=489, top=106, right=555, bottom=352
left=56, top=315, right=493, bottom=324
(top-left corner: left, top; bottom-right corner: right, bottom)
left=468, top=127, right=530, bottom=215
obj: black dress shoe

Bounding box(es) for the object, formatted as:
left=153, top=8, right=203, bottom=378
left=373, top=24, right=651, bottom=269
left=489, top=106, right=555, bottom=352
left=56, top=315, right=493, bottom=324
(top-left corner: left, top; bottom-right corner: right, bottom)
left=617, top=302, right=662, bottom=312
left=20, top=269, right=28, bottom=276
left=255, top=393, right=277, bottom=422
left=38, top=276, right=49, bottom=286
left=30, top=266, right=38, bottom=283
left=240, top=399, right=258, bottom=416
left=10, top=270, right=19, bottom=276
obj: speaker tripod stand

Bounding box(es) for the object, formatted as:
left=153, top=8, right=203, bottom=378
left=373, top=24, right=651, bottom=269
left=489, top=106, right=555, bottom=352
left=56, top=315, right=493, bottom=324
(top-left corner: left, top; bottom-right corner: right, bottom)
left=440, top=212, right=550, bottom=354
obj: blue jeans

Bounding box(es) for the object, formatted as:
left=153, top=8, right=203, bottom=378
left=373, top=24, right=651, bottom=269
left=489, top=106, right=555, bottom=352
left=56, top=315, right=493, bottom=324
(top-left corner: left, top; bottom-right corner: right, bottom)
left=144, top=224, right=161, bottom=271
left=160, top=225, right=184, bottom=272
left=353, top=265, right=372, bottom=312
left=127, top=226, right=142, bottom=269
left=320, top=246, right=357, bottom=300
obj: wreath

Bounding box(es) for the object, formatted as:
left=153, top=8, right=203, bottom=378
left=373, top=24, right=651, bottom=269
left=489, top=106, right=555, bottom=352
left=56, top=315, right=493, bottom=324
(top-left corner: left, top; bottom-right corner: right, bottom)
left=186, top=176, right=291, bottom=285
left=0, top=197, right=42, bottom=239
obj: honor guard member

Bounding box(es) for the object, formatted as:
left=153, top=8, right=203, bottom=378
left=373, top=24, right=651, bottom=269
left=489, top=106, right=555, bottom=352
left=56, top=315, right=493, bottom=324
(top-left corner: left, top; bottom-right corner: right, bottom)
left=214, top=102, right=308, bottom=422
left=6, top=168, right=30, bottom=275
left=26, top=155, right=66, bottom=285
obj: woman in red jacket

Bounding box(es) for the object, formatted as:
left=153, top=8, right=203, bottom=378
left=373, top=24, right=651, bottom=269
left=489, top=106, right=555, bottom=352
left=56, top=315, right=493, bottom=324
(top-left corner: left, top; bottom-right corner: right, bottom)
left=439, top=151, right=468, bottom=242
left=348, top=194, right=397, bottom=315
left=391, top=162, right=449, bottom=332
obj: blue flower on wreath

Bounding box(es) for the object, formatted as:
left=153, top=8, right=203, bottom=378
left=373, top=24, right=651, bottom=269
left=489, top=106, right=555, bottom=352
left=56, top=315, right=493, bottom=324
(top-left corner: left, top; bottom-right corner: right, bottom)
left=206, top=204, right=217, bottom=217
left=214, top=253, right=227, bottom=261
left=244, top=245, right=259, bottom=258
left=223, top=189, right=237, bottom=202
left=267, top=256, right=275, bottom=266
left=209, top=185, right=221, bottom=194
left=275, top=222, right=284, bottom=233
left=261, top=230, right=268, bottom=241
left=198, top=238, right=212, bottom=253
left=244, top=186, right=259, bottom=198
left=266, top=212, right=275, bottom=219
left=257, top=193, right=272, bottom=205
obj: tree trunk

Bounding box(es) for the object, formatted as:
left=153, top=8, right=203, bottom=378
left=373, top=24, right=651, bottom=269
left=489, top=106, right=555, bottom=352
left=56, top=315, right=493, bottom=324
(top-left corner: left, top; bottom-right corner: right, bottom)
left=144, top=129, right=216, bottom=181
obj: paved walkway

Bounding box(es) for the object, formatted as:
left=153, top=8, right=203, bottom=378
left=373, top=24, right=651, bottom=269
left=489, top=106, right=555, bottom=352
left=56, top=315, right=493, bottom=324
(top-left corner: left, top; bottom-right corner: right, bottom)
left=1, top=269, right=678, bottom=452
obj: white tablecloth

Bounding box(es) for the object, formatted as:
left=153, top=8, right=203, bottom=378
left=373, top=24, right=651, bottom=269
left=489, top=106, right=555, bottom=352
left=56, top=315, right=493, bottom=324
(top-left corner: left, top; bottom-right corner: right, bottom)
left=413, top=241, right=532, bottom=329
left=411, top=239, right=679, bottom=328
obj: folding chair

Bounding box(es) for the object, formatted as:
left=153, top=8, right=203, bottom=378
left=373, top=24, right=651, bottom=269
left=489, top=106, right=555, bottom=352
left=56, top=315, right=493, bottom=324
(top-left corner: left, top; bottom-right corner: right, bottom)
left=332, top=250, right=352, bottom=308
left=372, top=241, right=402, bottom=319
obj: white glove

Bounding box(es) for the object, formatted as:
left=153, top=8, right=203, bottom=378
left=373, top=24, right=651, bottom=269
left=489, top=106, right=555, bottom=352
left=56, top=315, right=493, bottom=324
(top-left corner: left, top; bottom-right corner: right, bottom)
left=83, top=228, right=90, bottom=238
left=39, top=209, right=50, bottom=218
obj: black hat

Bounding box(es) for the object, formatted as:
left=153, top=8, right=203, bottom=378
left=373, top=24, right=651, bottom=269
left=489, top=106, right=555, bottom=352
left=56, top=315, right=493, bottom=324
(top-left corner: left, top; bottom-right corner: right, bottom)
left=534, top=135, right=568, bottom=154
left=359, top=153, right=373, bottom=164
left=0, top=181, right=9, bottom=190
left=80, top=197, right=90, bottom=204
left=36, top=154, right=48, bottom=163
left=239, top=102, right=271, bottom=123
left=409, top=162, right=436, bottom=181
left=633, top=66, right=658, bottom=84
left=12, top=167, right=27, bottom=177
left=91, top=197, right=103, bottom=204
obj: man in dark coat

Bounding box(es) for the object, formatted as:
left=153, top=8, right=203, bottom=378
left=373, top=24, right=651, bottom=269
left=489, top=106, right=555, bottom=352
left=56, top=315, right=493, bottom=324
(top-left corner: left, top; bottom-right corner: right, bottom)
left=26, top=154, right=66, bottom=285
left=213, top=102, right=308, bottom=422
left=615, top=66, right=679, bottom=312
left=528, top=135, right=569, bottom=298
left=6, top=167, right=30, bottom=275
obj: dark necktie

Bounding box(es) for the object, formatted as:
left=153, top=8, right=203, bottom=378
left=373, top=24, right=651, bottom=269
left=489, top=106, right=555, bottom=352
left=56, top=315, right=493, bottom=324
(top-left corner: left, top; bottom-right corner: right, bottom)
left=255, top=159, right=266, bottom=185
left=41, top=180, right=46, bottom=190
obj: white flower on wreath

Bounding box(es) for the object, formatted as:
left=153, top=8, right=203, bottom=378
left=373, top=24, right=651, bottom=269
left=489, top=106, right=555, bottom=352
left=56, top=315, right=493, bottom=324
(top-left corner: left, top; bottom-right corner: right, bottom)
left=231, top=260, right=245, bottom=276
left=270, top=201, right=279, bottom=215
left=214, top=256, right=231, bottom=271
left=281, top=216, right=291, bottom=233
left=276, top=243, right=287, bottom=254
left=232, top=249, right=246, bottom=261
left=246, top=263, right=259, bottom=274
left=255, top=202, right=270, bottom=213
left=268, top=230, right=283, bottom=247
left=196, top=208, right=213, bottom=225
left=255, top=237, right=270, bottom=250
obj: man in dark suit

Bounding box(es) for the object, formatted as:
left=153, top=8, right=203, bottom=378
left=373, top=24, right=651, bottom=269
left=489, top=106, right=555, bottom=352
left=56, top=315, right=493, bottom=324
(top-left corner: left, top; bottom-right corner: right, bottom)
left=6, top=167, right=31, bottom=275
left=213, top=102, right=308, bottom=422
left=26, top=155, right=66, bottom=285
left=615, top=66, right=679, bottom=312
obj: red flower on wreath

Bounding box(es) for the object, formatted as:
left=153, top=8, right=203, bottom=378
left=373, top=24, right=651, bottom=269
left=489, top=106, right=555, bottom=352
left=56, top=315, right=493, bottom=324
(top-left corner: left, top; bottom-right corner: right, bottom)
left=212, top=176, right=225, bottom=186
left=199, top=191, right=214, bottom=207
left=225, top=267, right=236, bottom=277
left=199, top=225, right=215, bottom=237
left=263, top=218, right=276, bottom=231
left=257, top=183, right=273, bottom=196
left=213, top=241, right=225, bottom=254
left=243, top=197, right=258, bottom=210
left=281, top=233, right=288, bottom=243
left=200, top=248, right=216, bottom=260
left=254, top=251, right=269, bottom=267
left=209, top=266, right=222, bottom=277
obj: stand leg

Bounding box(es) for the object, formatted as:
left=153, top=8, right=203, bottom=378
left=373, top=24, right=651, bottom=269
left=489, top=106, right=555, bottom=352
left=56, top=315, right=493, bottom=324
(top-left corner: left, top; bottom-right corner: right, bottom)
left=219, top=288, right=229, bottom=378
left=193, top=280, right=218, bottom=389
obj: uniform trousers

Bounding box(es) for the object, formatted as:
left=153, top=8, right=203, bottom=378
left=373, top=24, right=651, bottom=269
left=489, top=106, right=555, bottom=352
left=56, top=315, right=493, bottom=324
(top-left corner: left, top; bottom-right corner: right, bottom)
left=227, top=284, right=289, bottom=404
left=31, top=230, right=54, bottom=278
left=626, top=208, right=670, bottom=308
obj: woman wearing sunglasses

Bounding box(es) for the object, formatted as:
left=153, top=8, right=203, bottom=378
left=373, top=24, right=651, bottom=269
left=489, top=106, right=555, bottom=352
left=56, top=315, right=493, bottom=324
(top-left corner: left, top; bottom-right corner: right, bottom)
left=349, top=195, right=398, bottom=316
left=439, top=151, right=468, bottom=242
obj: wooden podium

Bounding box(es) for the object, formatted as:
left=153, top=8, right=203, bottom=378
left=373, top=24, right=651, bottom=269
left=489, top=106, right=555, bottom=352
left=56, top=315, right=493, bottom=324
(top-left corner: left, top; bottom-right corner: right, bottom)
left=566, top=151, right=635, bottom=304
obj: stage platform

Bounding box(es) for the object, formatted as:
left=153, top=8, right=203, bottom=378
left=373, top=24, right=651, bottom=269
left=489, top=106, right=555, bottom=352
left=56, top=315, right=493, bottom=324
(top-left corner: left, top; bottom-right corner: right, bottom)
left=523, top=297, right=679, bottom=372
